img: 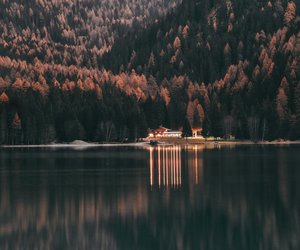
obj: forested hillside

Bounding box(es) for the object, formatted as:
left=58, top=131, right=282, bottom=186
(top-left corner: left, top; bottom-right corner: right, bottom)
left=103, top=0, right=300, bottom=140
left=0, top=0, right=180, bottom=65
left=0, top=0, right=299, bottom=144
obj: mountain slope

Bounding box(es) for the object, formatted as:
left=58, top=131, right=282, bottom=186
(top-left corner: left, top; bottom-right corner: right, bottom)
left=102, top=0, right=300, bottom=139
left=0, top=0, right=299, bottom=144
left=102, top=0, right=298, bottom=82
left=0, top=0, right=180, bottom=66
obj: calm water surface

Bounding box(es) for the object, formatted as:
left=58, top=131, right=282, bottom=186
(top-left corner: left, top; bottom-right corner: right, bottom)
left=0, top=145, right=299, bottom=250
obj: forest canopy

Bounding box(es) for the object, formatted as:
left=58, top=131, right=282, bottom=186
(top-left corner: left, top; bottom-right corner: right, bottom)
left=0, top=0, right=299, bottom=144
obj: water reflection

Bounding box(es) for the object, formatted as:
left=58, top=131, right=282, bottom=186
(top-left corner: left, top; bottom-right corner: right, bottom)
left=149, top=145, right=204, bottom=189
left=149, top=146, right=182, bottom=188
left=0, top=145, right=299, bottom=249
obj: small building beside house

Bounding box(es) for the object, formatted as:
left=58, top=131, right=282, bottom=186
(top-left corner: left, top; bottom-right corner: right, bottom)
left=192, top=128, right=203, bottom=138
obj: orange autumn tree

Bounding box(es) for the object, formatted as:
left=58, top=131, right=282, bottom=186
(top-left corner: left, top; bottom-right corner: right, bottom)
left=12, top=113, right=22, bottom=130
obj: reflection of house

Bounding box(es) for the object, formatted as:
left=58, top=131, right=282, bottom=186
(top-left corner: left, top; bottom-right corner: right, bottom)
left=149, top=146, right=182, bottom=188
left=148, top=126, right=182, bottom=138
left=149, top=145, right=204, bottom=188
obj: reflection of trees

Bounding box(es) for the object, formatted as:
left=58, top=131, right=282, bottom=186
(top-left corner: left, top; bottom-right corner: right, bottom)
left=0, top=146, right=299, bottom=249
left=0, top=148, right=150, bottom=249
left=198, top=146, right=300, bottom=250
left=0, top=172, right=149, bottom=249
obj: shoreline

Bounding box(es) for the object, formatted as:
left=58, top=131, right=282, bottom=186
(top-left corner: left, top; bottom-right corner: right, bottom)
left=1, top=139, right=300, bottom=149
left=144, top=137, right=300, bottom=146
left=0, top=142, right=149, bottom=149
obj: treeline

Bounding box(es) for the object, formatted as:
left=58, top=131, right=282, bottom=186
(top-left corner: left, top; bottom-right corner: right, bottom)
left=0, top=58, right=153, bottom=144
left=0, top=0, right=300, bottom=144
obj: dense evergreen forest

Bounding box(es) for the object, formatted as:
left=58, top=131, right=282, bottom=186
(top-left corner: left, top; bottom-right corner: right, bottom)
left=0, top=0, right=299, bottom=144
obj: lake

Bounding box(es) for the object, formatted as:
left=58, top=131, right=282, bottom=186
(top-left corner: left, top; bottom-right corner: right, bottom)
left=0, top=144, right=299, bottom=250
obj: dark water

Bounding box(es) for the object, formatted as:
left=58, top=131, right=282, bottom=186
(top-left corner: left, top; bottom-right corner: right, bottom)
left=0, top=144, right=299, bottom=250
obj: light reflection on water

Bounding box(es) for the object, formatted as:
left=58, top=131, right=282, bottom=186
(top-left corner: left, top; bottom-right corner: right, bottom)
left=0, top=145, right=299, bottom=250
left=149, top=145, right=204, bottom=188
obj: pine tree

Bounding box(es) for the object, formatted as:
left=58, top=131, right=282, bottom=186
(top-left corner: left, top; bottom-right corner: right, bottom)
left=224, top=43, right=232, bottom=69
left=294, top=82, right=300, bottom=139
left=173, top=36, right=181, bottom=50
left=284, top=1, right=296, bottom=25
left=182, top=117, right=192, bottom=137
left=276, top=84, right=290, bottom=138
